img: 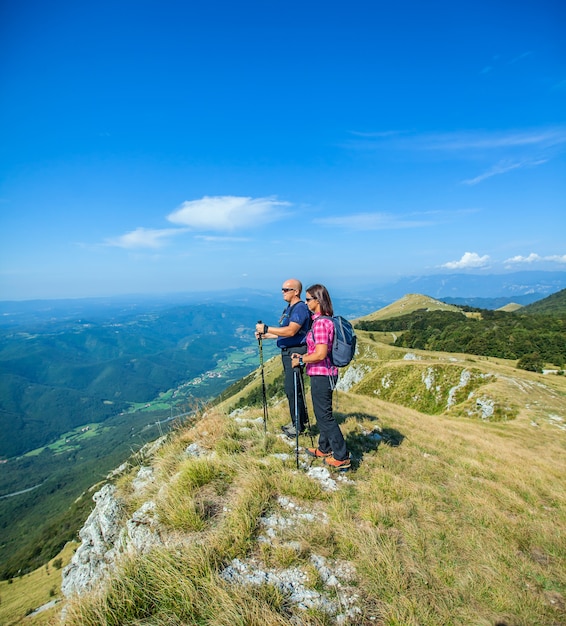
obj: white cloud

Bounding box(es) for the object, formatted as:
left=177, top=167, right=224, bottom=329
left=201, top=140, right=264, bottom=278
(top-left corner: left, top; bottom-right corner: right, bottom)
left=104, top=227, right=186, bottom=249
left=547, top=255, right=566, bottom=264
left=167, top=195, right=289, bottom=231
left=441, top=252, right=490, bottom=270
left=504, top=253, right=542, bottom=264
left=505, top=253, right=566, bottom=265
left=313, top=212, right=431, bottom=230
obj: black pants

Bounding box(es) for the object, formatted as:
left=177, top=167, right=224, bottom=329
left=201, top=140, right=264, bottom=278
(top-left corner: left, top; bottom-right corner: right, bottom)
left=310, top=375, right=348, bottom=461
left=281, top=346, right=307, bottom=429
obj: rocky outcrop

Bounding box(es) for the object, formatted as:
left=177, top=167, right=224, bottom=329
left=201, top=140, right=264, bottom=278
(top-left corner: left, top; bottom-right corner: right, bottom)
left=61, top=466, right=163, bottom=597
left=61, top=484, right=124, bottom=597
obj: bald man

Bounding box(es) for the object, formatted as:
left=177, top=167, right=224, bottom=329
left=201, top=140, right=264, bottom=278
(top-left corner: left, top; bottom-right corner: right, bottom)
left=255, top=278, right=310, bottom=437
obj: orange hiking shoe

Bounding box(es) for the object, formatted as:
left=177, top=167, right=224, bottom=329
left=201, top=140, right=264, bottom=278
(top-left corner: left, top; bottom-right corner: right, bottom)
left=305, top=447, right=332, bottom=458
left=324, top=455, right=351, bottom=470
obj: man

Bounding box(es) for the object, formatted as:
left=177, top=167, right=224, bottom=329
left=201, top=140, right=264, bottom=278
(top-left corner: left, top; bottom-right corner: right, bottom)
left=255, top=278, right=310, bottom=438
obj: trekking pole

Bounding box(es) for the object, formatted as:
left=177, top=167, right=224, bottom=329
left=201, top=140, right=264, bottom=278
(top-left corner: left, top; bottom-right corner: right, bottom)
left=257, top=320, right=268, bottom=435
left=298, top=365, right=315, bottom=447
left=293, top=367, right=300, bottom=469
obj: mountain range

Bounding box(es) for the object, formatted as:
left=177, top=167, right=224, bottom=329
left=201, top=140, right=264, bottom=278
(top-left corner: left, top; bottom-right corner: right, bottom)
left=365, top=270, right=566, bottom=301
left=3, top=270, right=566, bottom=326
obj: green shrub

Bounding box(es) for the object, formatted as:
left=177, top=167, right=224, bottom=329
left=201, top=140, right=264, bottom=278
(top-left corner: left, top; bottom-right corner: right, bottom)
left=517, top=353, right=544, bottom=373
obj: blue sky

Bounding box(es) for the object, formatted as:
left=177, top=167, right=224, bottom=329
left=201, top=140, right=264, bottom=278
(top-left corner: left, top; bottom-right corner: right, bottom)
left=1, top=0, right=565, bottom=300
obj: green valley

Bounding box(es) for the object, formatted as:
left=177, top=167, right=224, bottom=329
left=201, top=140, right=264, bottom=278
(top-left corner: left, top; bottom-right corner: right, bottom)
left=0, top=300, right=279, bottom=578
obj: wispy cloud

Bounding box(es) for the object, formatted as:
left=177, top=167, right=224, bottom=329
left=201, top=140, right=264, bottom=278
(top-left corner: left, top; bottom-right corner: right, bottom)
left=347, top=126, right=566, bottom=152
left=508, top=51, right=533, bottom=64
left=195, top=235, right=251, bottom=242
left=313, top=212, right=432, bottom=230
left=349, top=130, right=408, bottom=139
left=167, top=195, right=290, bottom=231
left=462, top=158, right=548, bottom=185
left=479, top=51, right=532, bottom=74
left=346, top=126, right=566, bottom=185
left=413, top=128, right=566, bottom=152
left=504, top=253, right=566, bottom=266
left=440, top=252, right=491, bottom=270
left=104, top=227, right=187, bottom=249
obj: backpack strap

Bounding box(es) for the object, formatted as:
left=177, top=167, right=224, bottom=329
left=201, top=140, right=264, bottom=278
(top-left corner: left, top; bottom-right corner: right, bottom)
left=281, top=300, right=301, bottom=320
left=309, top=316, right=334, bottom=369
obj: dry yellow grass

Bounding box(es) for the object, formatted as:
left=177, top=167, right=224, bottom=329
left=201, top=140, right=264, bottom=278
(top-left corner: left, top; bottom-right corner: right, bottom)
left=355, top=293, right=462, bottom=322
left=0, top=541, right=78, bottom=626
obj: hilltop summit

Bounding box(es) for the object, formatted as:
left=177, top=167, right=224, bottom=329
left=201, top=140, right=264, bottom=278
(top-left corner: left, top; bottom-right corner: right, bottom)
left=355, top=293, right=462, bottom=323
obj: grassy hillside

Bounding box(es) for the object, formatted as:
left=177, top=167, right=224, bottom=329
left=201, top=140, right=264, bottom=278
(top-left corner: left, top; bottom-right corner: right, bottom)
left=355, top=293, right=462, bottom=323
left=356, top=293, right=566, bottom=370
left=0, top=541, right=79, bottom=626
left=522, top=287, right=566, bottom=316
left=4, top=325, right=565, bottom=625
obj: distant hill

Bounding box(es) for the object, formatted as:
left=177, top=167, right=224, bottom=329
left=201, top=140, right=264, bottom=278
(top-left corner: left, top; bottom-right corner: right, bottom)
left=522, top=288, right=566, bottom=317
left=497, top=302, right=523, bottom=313
left=441, top=295, right=534, bottom=309
left=356, top=292, right=566, bottom=368
left=355, top=293, right=463, bottom=323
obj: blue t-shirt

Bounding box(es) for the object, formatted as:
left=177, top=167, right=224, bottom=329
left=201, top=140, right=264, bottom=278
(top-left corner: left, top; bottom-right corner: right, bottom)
left=277, top=301, right=310, bottom=349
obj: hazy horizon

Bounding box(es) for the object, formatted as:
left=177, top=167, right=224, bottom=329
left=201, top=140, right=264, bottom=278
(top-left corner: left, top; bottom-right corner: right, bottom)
left=1, top=269, right=565, bottom=306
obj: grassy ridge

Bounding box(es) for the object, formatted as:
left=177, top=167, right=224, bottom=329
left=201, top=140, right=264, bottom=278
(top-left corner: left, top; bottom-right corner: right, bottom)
left=57, top=384, right=566, bottom=625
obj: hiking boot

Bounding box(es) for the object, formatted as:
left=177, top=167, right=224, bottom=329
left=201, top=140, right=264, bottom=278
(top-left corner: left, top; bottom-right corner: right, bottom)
left=282, top=424, right=305, bottom=438
left=324, top=455, right=351, bottom=470
left=305, top=447, right=332, bottom=458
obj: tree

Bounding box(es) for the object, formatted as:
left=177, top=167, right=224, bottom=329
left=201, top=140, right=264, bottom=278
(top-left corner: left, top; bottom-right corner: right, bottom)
left=517, top=353, right=544, bottom=373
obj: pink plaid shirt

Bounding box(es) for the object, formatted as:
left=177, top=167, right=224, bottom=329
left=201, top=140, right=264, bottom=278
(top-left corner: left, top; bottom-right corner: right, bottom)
left=306, top=314, right=338, bottom=377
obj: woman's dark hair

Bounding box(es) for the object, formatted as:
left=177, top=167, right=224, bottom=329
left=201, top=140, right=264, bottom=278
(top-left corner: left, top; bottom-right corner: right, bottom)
left=306, top=284, right=334, bottom=317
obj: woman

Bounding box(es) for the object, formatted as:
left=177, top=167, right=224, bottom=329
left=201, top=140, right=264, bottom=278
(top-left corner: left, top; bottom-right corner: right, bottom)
left=291, top=284, right=351, bottom=470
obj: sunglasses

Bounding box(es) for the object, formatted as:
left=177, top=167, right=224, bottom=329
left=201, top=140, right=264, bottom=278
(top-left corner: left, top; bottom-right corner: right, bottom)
left=305, top=297, right=316, bottom=301
left=281, top=287, right=296, bottom=292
